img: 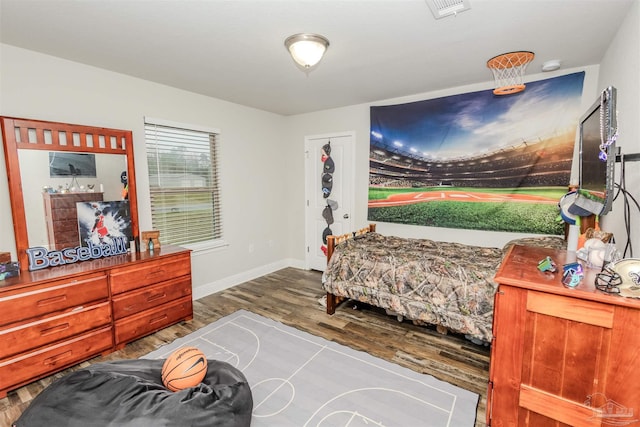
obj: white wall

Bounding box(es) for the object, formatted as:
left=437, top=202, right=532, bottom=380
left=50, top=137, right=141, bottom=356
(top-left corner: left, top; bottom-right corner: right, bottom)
left=0, top=44, right=296, bottom=298
left=597, top=0, right=640, bottom=257
left=2, top=2, right=639, bottom=299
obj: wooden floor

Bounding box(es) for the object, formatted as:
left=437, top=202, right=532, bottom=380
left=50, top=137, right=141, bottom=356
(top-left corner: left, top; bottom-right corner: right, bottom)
left=0, top=267, right=490, bottom=427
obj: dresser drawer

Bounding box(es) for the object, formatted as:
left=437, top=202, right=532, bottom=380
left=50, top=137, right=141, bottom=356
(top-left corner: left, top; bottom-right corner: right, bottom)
left=0, top=302, right=112, bottom=359
left=111, top=276, right=192, bottom=320
left=110, top=253, right=191, bottom=295
left=0, top=273, right=109, bottom=326
left=113, top=296, right=192, bottom=346
left=0, top=327, right=113, bottom=395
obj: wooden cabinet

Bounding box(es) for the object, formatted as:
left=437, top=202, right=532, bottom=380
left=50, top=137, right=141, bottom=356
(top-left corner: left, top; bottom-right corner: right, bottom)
left=0, top=271, right=112, bottom=396
left=487, top=245, right=640, bottom=427
left=42, top=192, right=104, bottom=250
left=0, top=245, right=192, bottom=398
left=110, top=250, right=192, bottom=347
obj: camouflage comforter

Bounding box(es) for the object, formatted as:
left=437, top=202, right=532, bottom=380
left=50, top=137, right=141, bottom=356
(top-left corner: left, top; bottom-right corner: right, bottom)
left=322, top=232, right=566, bottom=343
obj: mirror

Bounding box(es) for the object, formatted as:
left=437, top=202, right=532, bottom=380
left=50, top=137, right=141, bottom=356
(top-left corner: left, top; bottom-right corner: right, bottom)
left=1, top=116, right=139, bottom=270
left=19, top=150, right=128, bottom=248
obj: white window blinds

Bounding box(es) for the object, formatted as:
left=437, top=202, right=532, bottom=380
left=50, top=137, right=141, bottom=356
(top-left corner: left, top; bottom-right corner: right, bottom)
left=144, top=120, right=222, bottom=246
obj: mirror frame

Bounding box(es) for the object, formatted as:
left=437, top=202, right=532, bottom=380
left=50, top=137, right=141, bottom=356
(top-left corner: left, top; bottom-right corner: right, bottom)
left=1, top=116, right=139, bottom=270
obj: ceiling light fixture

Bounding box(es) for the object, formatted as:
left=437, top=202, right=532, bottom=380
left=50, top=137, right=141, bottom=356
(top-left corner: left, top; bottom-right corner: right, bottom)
left=284, top=33, right=330, bottom=70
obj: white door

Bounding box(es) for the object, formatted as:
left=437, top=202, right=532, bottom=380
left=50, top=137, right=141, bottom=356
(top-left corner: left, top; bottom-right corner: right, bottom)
left=305, top=132, right=354, bottom=271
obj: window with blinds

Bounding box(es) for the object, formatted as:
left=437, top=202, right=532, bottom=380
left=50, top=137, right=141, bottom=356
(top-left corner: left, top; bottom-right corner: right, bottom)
left=144, top=120, right=222, bottom=246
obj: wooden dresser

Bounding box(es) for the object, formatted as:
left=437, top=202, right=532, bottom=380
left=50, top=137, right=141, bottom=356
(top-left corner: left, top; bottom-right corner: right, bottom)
left=488, top=245, right=640, bottom=427
left=42, top=192, right=104, bottom=250
left=0, top=245, right=192, bottom=398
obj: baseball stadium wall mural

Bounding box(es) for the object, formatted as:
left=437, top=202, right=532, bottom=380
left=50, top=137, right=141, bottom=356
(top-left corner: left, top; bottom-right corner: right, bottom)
left=368, top=72, right=585, bottom=234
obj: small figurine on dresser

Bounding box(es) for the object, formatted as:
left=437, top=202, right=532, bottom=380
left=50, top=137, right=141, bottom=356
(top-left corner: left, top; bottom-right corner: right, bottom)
left=141, top=230, right=161, bottom=252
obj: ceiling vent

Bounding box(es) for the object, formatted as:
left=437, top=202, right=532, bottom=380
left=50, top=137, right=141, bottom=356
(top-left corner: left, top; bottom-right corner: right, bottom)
left=425, top=0, right=471, bottom=19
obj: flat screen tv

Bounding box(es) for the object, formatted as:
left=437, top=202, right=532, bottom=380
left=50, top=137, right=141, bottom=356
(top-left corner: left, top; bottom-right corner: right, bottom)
left=578, top=86, right=617, bottom=215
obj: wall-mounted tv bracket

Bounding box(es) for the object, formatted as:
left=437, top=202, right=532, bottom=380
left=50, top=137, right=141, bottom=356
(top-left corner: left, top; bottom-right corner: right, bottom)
left=614, top=147, right=640, bottom=163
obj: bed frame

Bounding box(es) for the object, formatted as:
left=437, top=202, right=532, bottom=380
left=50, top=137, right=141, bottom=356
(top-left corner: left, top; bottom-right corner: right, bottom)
left=323, top=223, right=568, bottom=344
left=325, top=223, right=376, bottom=314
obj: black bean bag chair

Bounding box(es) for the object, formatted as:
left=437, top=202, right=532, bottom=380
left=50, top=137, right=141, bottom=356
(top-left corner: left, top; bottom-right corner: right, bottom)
left=13, top=359, right=253, bottom=427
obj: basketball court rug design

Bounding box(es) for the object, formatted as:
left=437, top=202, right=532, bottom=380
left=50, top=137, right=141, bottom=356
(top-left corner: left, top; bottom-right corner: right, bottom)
left=143, top=310, right=479, bottom=426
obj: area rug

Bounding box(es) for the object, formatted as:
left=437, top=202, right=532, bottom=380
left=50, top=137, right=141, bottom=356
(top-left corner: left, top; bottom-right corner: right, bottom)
left=143, top=310, right=478, bottom=426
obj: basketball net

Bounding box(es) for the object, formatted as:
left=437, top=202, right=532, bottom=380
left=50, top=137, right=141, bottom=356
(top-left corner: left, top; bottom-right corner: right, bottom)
left=487, top=51, right=535, bottom=95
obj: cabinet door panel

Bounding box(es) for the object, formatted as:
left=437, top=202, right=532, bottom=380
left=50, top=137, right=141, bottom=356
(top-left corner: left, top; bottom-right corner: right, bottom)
left=526, top=291, right=614, bottom=328
left=519, top=386, right=595, bottom=427
left=603, top=307, right=640, bottom=422
left=523, top=292, right=612, bottom=403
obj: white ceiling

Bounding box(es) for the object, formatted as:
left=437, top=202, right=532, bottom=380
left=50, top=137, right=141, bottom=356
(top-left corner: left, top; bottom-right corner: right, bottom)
left=0, top=0, right=634, bottom=116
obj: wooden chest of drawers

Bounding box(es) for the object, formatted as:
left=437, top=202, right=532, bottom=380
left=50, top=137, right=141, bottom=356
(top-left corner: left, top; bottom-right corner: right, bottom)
left=0, top=271, right=112, bottom=396
left=110, top=250, right=192, bottom=347
left=487, top=245, right=640, bottom=427
left=0, top=245, right=192, bottom=398
left=42, top=192, right=104, bottom=250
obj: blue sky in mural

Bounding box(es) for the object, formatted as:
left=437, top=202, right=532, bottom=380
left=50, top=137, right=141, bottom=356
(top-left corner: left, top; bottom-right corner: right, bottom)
left=370, top=72, right=585, bottom=159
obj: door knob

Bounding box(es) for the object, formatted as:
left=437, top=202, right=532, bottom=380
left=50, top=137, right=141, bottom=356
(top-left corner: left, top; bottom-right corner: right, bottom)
left=343, top=214, right=349, bottom=219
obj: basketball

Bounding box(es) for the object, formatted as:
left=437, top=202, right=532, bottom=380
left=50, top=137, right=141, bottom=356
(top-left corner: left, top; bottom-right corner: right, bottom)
left=161, top=346, right=208, bottom=392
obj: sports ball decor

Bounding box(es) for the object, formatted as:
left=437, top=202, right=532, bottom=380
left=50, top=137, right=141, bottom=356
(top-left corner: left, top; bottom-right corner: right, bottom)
left=161, top=346, right=208, bottom=392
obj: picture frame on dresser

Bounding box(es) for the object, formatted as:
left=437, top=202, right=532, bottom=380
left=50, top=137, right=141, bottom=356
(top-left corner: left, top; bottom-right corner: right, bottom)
left=77, top=200, right=133, bottom=248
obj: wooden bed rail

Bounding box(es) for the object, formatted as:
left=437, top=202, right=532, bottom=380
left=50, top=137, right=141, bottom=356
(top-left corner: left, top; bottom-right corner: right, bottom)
left=325, top=223, right=376, bottom=314
left=326, top=223, right=376, bottom=262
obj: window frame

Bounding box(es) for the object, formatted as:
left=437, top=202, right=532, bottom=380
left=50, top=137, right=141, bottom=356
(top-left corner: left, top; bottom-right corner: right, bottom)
left=144, top=117, right=226, bottom=252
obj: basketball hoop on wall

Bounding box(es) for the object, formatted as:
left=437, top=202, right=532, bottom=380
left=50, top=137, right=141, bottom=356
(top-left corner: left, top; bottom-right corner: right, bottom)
left=487, top=51, right=535, bottom=95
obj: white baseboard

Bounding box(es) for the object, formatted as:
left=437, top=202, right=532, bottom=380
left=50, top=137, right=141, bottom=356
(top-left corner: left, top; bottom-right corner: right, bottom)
left=192, top=257, right=307, bottom=300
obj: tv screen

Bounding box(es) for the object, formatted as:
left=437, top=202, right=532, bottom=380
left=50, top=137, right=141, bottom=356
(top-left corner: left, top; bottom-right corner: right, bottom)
left=578, top=86, right=617, bottom=215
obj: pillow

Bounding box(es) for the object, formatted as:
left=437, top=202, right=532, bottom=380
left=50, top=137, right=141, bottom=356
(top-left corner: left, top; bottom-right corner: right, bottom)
left=502, top=235, right=567, bottom=254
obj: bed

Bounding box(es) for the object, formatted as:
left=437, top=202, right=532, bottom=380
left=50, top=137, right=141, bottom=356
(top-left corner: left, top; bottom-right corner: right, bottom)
left=322, top=224, right=566, bottom=344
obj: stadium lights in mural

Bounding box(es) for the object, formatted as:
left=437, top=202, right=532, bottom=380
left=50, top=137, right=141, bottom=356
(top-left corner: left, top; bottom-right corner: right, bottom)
left=368, top=72, right=585, bottom=234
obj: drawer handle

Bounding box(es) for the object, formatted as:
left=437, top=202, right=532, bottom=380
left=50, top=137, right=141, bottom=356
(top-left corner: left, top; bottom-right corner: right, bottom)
left=147, top=292, right=167, bottom=303
left=37, top=294, right=67, bottom=306
left=149, top=314, right=168, bottom=324
left=44, top=350, right=73, bottom=365
left=40, top=323, right=70, bottom=336
left=146, top=270, right=166, bottom=278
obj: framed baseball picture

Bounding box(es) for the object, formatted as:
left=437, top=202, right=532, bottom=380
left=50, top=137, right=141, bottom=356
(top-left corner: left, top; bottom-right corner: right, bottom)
left=77, top=200, right=132, bottom=247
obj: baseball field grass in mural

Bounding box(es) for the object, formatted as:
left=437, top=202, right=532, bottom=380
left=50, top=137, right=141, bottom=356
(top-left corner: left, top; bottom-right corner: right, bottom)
left=367, top=187, right=566, bottom=234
